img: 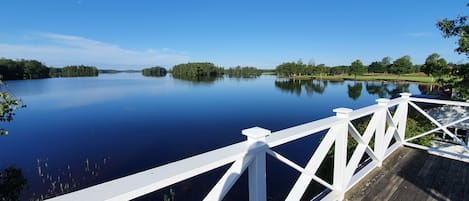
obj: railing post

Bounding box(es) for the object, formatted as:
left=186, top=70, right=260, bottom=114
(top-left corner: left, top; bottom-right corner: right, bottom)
left=398, top=93, right=411, bottom=145
left=375, top=98, right=390, bottom=167
left=332, top=107, right=352, bottom=198
left=242, top=127, right=270, bottom=201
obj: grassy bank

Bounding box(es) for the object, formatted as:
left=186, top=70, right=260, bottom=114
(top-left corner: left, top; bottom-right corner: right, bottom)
left=289, top=73, right=439, bottom=83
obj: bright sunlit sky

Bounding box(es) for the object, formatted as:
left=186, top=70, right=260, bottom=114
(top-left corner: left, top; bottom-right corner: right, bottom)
left=0, top=0, right=468, bottom=69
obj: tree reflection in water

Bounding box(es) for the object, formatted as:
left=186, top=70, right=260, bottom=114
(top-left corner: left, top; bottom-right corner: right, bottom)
left=347, top=82, right=363, bottom=100
left=365, top=81, right=410, bottom=98
left=274, top=79, right=328, bottom=96
left=0, top=166, right=27, bottom=201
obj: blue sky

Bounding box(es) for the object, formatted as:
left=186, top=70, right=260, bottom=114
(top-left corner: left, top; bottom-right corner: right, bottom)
left=0, top=0, right=468, bottom=69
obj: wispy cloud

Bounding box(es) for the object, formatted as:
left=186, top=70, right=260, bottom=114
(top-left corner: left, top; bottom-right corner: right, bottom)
left=406, top=32, right=434, bottom=37
left=0, top=33, right=190, bottom=69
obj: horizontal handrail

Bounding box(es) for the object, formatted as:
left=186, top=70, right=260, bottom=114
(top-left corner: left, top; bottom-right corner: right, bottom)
left=47, top=141, right=263, bottom=201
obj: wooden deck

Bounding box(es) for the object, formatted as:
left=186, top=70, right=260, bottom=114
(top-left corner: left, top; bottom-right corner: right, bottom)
left=345, top=147, right=469, bottom=201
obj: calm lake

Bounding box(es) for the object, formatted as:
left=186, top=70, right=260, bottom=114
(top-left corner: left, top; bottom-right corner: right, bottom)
left=1, top=73, right=430, bottom=201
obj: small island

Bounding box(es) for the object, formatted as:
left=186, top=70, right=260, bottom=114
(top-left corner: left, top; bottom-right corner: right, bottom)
left=142, top=66, right=167, bottom=77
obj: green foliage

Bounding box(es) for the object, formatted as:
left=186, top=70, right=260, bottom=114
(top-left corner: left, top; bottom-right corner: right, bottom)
left=0, top=166, right=27, bottom=201
left=368, top=57, right=392, bottom=73
left=422, top=53, right=449, bottom=81
left=329, top=65, right=349, bottom=75
left=0, top=85, right=26, bottom=135
left=142, top=66, right=167, bottom=77
left=225, top=66, right=261, bottom=78
left=276, top=61, right=330, bottom=77
left=58, top=65, right=99, bottom=77
left=368, top=61, right=385, bottom=73
left=0, top=58, right=98, bottom=80
left=405, top=117, right=432, bottom=146
left=0, top=58, right=49, bottom=80
left=437, top=5, right=469, bottom=57
left=171, top=62, right=223, bottom=80
left=389, top=55, right=413, bottom=75
left=436, top=3, right=469, bottom=100
left=350, top=60, right=365, bottom=77
left=275, top=61, right=306, bottom=76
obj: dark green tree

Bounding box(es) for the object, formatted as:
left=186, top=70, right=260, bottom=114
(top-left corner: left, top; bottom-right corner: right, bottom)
left=390, top=56, right=413, bottom=75
left=275, top=61, right=306, bottom=77
left=329, top=65, right=349, bottom=75
left=381, top=56, right=392, bottom=73
left=350, top=60, right=365, bottom=78
left=0, top=166, right=27, bottom=201
left=437, top=4, right=469, bottom=57
left=225, top=66, right=261, bottom=78
left=368, top=61, right=385, bottom=73
left=436, top=3, right=469, bottom=99
left=142, top=66, right=167, bottom=77
left=422, top=53, right=449, bottom=82
left=171, top=62, right=223, bottom=81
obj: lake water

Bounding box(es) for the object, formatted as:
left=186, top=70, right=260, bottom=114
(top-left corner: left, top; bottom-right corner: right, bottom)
left=0, top=73, right=429, bottom=200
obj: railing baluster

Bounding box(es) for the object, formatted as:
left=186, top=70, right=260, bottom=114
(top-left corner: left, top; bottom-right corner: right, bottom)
left=375, top=99, right=390, bottom=166
left=397, top=93, right=411, bottom=144
left=333, top=108, right=352, bottom=200
left=242, top=127, right=270, bottom=201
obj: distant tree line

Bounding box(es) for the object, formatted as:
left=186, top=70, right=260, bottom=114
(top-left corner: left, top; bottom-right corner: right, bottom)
left=0, top=59, right=98, bottom=80
left=49, top=65, right=98, bottom=77
left=225, top=66, right=262, bottom=78
left=275, top=55, right=428, bottom=77
left=142, top=66, right=167, bottom=77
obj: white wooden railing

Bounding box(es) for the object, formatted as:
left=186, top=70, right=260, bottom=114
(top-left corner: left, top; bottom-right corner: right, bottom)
left=47, top=93, right=469, bottom=201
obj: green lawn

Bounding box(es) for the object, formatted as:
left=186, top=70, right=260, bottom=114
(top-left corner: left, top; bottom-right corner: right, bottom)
left=294, top=73, right=441, bottom=83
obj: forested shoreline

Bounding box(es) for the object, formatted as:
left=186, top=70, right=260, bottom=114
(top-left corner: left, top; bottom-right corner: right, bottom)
left=0, top=59, right=98, bottom=80
left=142, top=66, right=167, bottom=77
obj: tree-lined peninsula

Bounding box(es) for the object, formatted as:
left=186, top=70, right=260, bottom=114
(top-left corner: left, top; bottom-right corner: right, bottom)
left=0, top=59, right=98, bottom=80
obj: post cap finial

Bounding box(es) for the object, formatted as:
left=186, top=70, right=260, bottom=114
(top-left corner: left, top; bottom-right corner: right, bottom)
left=376, top=98, right=390, bottom=105
left=333, top=107, right=353, bottom=118
left=400, top=92, right=411, bottom=98
left=242, top=127, right=271, bottom=141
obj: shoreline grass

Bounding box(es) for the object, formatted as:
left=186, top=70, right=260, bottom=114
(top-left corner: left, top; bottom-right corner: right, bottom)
left=287, top=73, right=440, bottom=83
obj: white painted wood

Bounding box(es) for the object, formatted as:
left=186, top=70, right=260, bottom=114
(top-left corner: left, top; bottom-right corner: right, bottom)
left=333, top=108, right=350, bottom=196
left=47, top=96, right=469, bottom=201
left=285, top=125, right=340, bottom=201
left=242, top=127, right=270, bottom=201
left=266, top=116, right=340, bottom=147
left=47, top=142, right=255, bottom=201
left=409, top=97, right=469, bottom=107
left=397, top=93, right=411, bottom=144
left=203, top=155, right=254, bottom=201
left=346, top=161, right=380, bottom=191
left=375, top=99, right=389, bottom=165
left=409, top=101, right=469, bottom=149
left=266, top=150, right=335, bottom=191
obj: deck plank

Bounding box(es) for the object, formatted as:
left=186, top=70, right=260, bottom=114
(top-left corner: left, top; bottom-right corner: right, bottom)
left=345, top=147, right=469, bottom=201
